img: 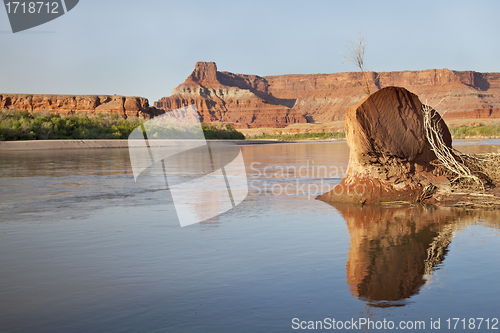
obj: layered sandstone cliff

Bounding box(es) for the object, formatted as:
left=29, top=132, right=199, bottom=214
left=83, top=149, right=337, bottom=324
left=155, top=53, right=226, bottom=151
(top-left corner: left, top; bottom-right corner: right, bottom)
left=154, top=62, right=307, bottom=129
left=0, top=94, right=163, bottom=119
left=155, top=62, right=500, bottom=128
left=441, top=108, right=500, bottom=120
left=266, top=69, right=500, bottom=123
left=4, top=62, right=500, bottom=127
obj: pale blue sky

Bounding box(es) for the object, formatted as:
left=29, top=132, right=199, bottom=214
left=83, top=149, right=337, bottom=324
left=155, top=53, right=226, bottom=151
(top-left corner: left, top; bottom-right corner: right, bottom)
left=1, top=0, right=499, bottom=102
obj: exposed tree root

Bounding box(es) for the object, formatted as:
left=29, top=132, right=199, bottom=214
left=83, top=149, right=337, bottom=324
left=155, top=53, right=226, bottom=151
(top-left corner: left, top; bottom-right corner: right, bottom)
left=422, top=103, right=500, bottom=208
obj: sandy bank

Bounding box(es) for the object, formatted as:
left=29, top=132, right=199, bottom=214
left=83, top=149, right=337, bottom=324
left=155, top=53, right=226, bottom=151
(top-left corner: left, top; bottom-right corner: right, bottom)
left=0, top=139, right=286, bottom=151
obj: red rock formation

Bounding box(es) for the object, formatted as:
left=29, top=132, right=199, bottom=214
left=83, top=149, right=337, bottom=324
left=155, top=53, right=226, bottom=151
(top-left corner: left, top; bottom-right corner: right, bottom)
left=442, top=108, right=500, bottom=120
left=266, top=69, right=500, bottom=123
left=0, top=94, right=163, bottom=119
left=154, top=62, right=307, bottom=128
left=5, top=62, right=500, bottom=128
left=155, top=62, right=500, bottom=128
left=317, top=86, right=451, bottom=204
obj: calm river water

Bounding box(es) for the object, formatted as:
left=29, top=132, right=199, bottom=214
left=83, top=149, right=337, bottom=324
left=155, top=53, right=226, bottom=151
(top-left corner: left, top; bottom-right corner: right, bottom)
left=1, top=141, right=500, bottom=332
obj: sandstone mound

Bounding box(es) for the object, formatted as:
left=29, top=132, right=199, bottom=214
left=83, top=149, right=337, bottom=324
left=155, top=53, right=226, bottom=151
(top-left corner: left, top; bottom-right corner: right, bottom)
left=317, top=86, right=451, bottom=204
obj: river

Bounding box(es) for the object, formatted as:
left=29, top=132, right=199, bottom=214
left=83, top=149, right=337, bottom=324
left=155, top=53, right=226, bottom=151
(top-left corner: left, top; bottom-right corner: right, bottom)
left=1, top=141, right=499, bottom=332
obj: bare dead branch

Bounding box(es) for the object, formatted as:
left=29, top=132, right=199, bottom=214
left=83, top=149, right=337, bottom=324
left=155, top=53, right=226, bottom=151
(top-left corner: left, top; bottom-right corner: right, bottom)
left=341, top=33, right=371, bottom=94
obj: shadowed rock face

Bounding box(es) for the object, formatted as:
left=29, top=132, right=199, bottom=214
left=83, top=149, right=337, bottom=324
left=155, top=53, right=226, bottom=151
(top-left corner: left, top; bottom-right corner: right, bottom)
left=317, top=86, right=451, bottom=204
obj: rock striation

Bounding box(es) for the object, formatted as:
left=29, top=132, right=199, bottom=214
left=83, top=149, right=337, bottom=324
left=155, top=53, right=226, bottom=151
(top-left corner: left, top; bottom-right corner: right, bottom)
left=442, top=108, right=500, bottom=120
left=154, top=62, right=307, bottom=128
left=155, top=62, right=500, bottom=128
left=317, top=86, right=451, bottom=204
left=0, top=94, right=163, bottom=119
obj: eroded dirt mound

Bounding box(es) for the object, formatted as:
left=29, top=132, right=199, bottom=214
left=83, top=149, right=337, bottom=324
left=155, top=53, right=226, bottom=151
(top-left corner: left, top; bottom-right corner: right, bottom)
left=317, top=86, right=451, bottom=204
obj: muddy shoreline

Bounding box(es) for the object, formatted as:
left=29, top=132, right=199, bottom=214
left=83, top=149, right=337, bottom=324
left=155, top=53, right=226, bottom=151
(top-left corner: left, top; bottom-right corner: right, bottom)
left=0, top=139, right=289, bottom=151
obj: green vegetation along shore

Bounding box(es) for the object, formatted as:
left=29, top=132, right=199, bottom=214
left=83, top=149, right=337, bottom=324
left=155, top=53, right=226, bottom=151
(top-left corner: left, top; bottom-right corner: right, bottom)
left=449, top=124, right=500, bottom=139
left=0, top=110, right=244, bottom=141
left=248, top=131, right=346, bottom=141
left=2, top=110, right=500, bottom=142
left=247, top=124, right=500, bottom=141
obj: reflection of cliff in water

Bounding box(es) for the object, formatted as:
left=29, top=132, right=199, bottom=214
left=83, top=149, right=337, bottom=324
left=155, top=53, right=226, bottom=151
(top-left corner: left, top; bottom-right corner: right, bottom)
left=330, top=203, right=500, bottom=307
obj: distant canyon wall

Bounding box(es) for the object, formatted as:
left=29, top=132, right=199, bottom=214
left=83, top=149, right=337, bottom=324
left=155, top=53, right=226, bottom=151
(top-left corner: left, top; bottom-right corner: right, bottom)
left=0, top=94, right=163, bottom=119
left=3, top=62, right=500, bottom=128
left=155, top=62, right=500, bottom=128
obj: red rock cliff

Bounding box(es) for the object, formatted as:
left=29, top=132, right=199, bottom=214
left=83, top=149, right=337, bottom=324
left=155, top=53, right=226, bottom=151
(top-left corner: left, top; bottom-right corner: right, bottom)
left=0, top=94, right=163, bottom=119
left=154, top=62, right=307, bottom=128
left=267, top=69, right=500, bottom=123
left=156, top=62, right=500, bottom=127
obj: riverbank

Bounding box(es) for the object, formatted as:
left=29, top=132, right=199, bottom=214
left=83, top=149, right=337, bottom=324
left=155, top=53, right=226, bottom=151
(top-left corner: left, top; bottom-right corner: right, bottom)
left=0, top=139, right=287, bottom=151
left=4, top=138, right=500, bottom=151
left=247, top=124, right=500, bottom=142
left=0, top=111, right=245, bottom=141
left=241, top=122, right=500, bottom=141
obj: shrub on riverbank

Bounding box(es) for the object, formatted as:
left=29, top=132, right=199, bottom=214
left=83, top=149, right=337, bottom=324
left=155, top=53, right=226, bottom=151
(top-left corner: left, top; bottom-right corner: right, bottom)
left=449, top=124, right=500, bottom=139
left=0, top=110, right=140, bottom=140
left=2, top=109, right=499, bottom=141
left=246, top=124, right=500, bottom=141
left=201, top=123, right=245, bottom=140
left=247, top=131, right=346, bottom=141
left=0, top=110, right=245, bottom=141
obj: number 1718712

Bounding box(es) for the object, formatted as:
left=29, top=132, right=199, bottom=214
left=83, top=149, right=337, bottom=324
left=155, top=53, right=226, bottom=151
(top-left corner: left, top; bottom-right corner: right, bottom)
left=446, top=318, right=498, bottom=330
left=5, top=2, right=59, bottom=14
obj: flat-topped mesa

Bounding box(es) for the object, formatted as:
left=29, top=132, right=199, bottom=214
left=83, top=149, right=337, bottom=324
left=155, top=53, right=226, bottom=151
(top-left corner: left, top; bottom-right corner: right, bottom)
left=0, top=94, right=163, bottom=119
left=156, top=62, right=500, bottom=129
left=154, top=61, right=307, bottom=128
left=317, top=86, right=452, bottom=204
left=265, top=68, right=500, bottom=124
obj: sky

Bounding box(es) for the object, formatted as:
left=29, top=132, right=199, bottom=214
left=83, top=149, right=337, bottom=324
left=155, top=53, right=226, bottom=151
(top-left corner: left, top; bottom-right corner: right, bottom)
left=1, top=0, right=500, bottom=103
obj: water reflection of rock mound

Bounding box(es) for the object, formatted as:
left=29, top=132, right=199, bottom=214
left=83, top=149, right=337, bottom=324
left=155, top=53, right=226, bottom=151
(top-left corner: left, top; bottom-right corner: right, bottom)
left=332, top=203, right=500, bottom=307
